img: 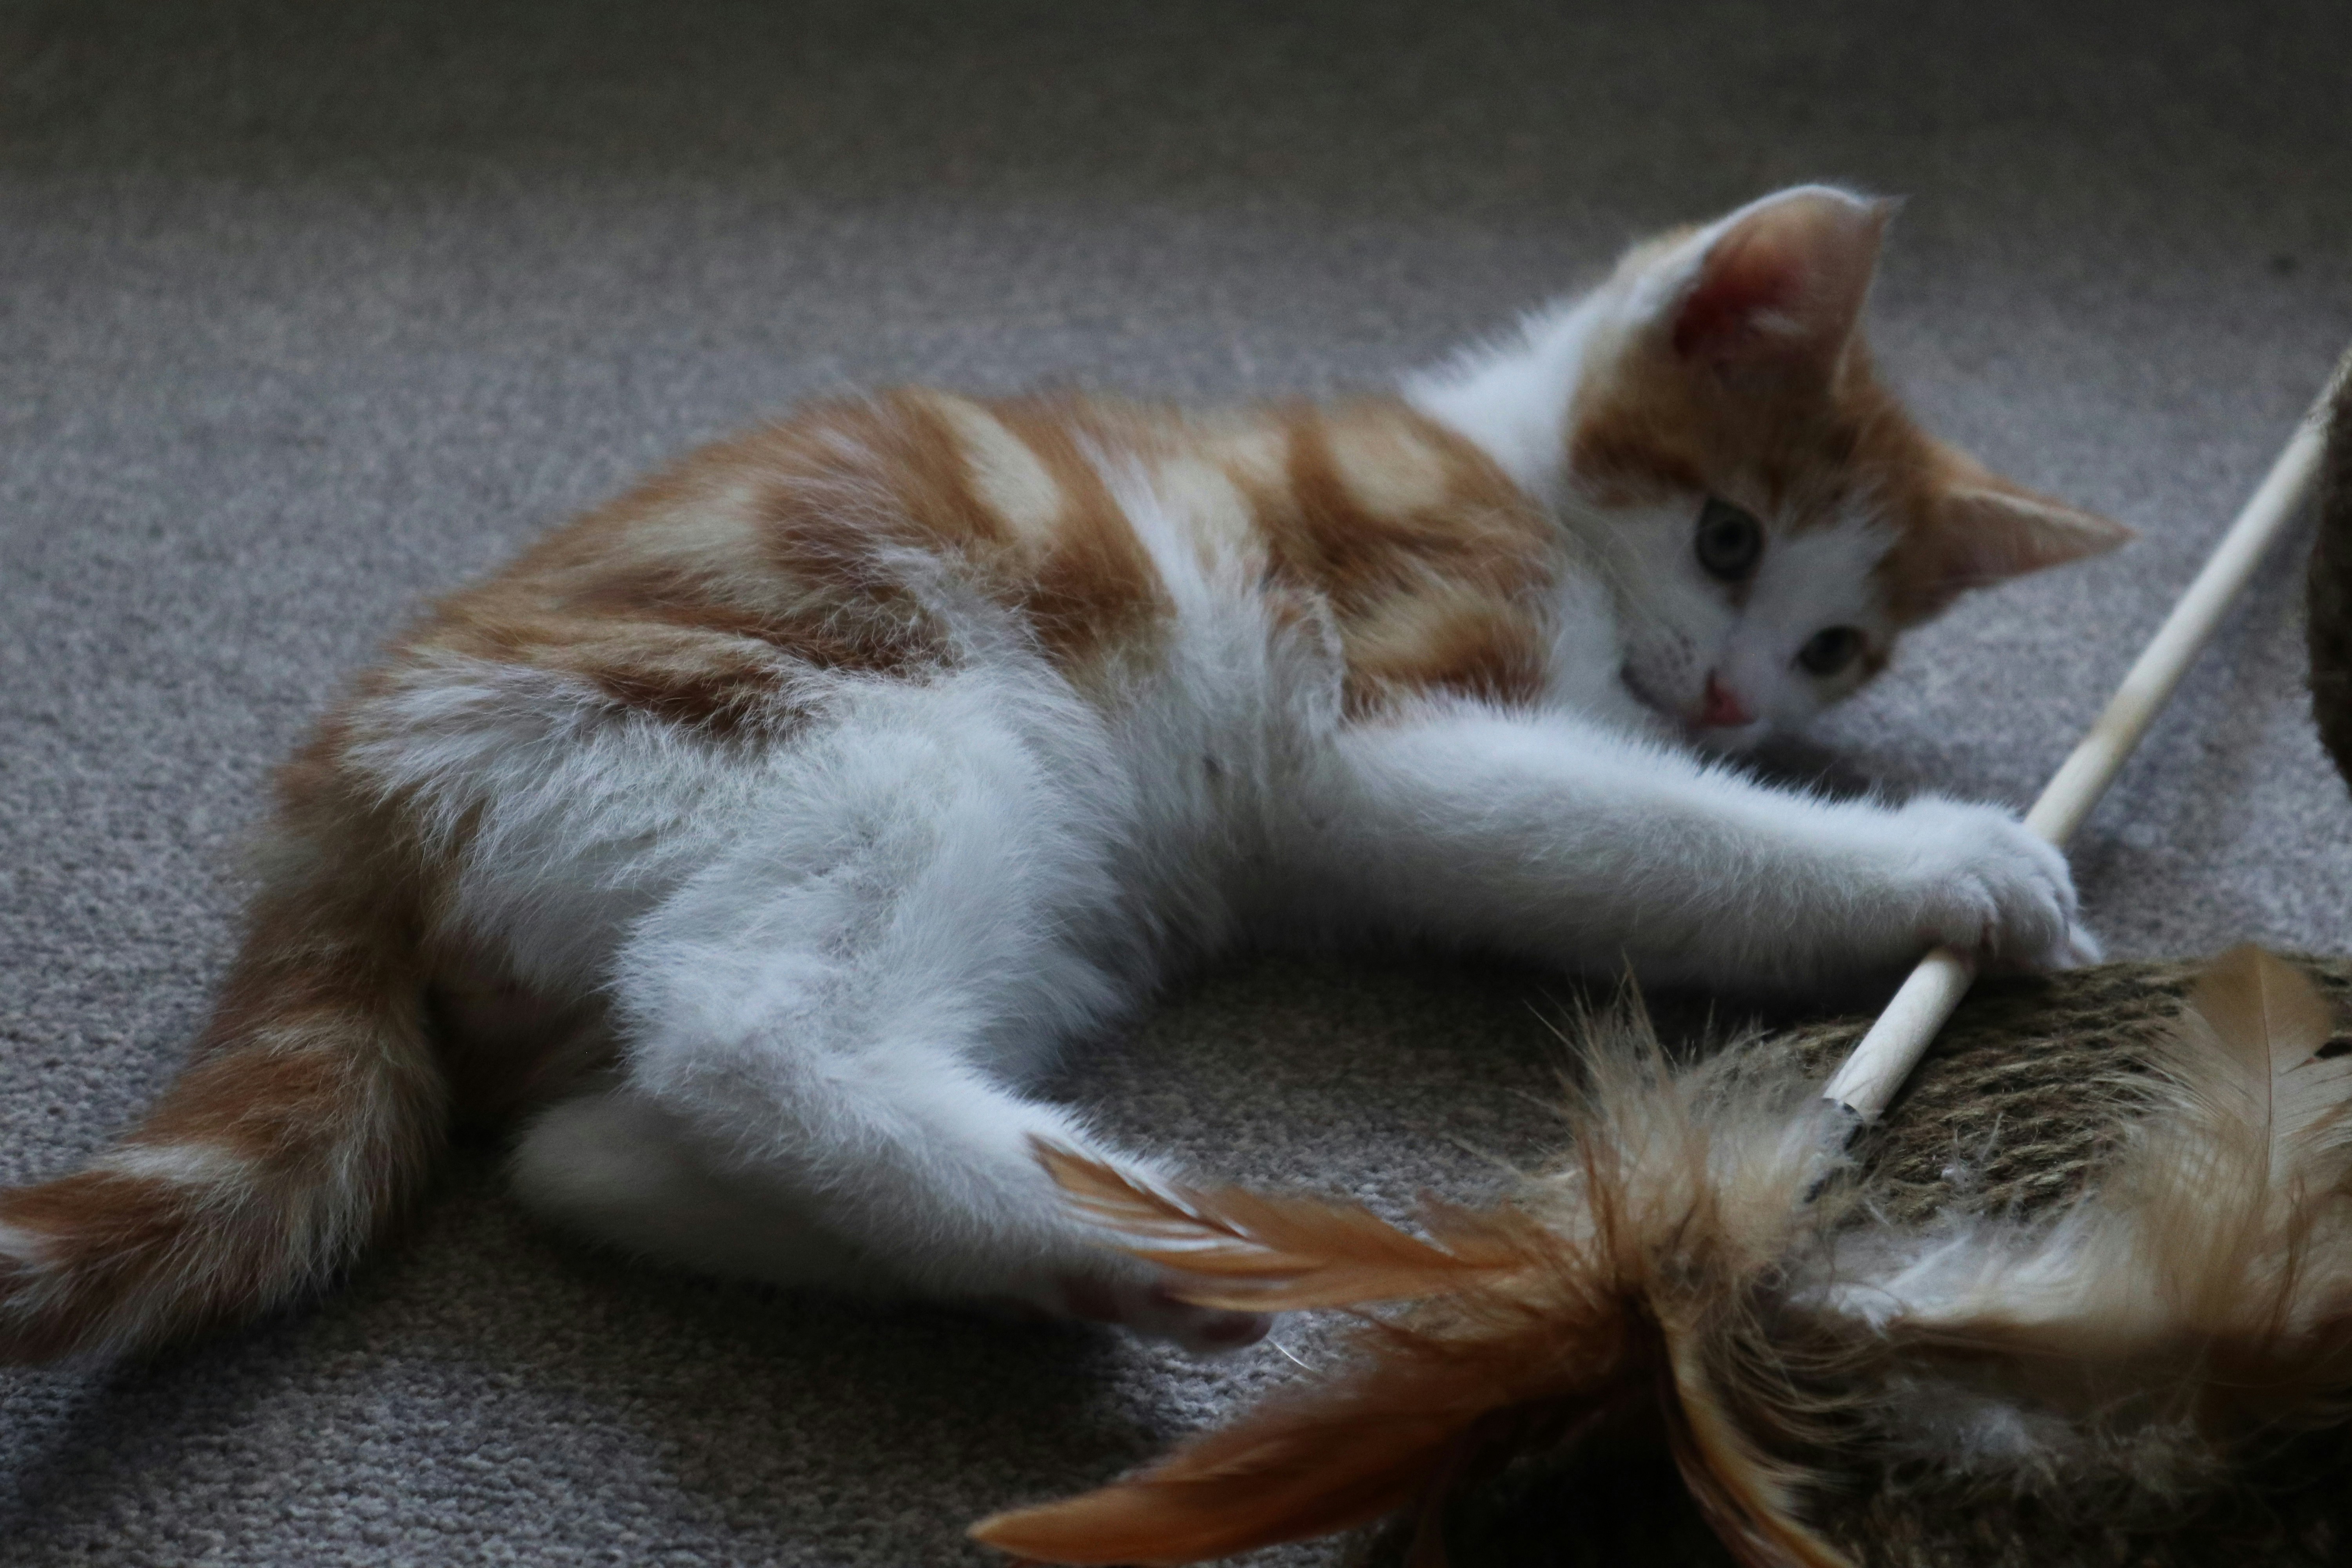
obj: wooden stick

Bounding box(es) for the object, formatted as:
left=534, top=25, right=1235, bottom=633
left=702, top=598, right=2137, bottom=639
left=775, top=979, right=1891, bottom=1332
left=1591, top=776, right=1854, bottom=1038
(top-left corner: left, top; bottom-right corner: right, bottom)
left=1821, top=362, right=2343, bottom=1122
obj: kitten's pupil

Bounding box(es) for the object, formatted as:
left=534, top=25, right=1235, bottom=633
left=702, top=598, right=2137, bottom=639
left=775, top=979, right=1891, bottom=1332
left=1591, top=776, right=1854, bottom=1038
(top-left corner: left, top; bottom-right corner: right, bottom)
left=1694, top=498, right=1763, bottom=581
left=1798, top=626, right=1863, bottom=676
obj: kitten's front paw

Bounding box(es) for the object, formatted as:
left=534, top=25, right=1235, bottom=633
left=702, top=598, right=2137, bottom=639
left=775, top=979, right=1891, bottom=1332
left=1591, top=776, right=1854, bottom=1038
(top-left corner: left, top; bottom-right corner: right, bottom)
left=2055, top=922, right=2105, bottom=969
left=1896, top=798, right=2083, bottom=970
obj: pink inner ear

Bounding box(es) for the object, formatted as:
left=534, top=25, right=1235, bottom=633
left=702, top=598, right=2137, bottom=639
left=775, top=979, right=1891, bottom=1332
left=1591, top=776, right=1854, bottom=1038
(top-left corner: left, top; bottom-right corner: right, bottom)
left=1667, top=191, right=1885, bottom=370
left=1671, top=234, right=1806, bottom=361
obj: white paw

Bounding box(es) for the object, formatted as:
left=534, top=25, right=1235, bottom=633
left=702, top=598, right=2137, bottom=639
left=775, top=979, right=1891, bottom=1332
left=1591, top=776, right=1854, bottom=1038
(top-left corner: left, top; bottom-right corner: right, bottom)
left=1895, top=798, right=2084, bottom=971
left=1057, top=1272, right=1271, bottom=1356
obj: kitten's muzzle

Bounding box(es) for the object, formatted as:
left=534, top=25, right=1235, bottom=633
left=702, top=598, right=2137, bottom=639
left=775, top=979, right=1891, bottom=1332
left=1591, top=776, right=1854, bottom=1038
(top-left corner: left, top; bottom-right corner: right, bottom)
left=1699, top=672, right=1755, bottom=729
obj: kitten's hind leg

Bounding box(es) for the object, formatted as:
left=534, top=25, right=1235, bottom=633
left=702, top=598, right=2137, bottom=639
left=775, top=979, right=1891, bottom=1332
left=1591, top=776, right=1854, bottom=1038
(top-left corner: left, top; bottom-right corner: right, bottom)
left=512, top=675, right=1263, bottom=1352
left=511, top=1082, right=1263, bottom=1351
left=511, top=1087, right=903, bottom=1294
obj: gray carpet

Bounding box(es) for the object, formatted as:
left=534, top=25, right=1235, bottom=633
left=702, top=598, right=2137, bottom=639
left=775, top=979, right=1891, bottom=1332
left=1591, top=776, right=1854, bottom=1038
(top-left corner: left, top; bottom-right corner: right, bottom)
left=2, top=1, right=2348, bottom=1562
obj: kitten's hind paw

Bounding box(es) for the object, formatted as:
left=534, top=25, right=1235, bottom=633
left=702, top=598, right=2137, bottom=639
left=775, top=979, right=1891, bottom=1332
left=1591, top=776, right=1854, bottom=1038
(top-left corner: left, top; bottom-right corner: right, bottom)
left=1060, top=1274, right=1271, bottom=1356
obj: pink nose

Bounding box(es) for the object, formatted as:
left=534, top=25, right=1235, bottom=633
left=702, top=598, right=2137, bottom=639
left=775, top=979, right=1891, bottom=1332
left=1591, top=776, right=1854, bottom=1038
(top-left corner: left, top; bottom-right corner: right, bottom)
left=1699, top=673, right=1754, bottom=729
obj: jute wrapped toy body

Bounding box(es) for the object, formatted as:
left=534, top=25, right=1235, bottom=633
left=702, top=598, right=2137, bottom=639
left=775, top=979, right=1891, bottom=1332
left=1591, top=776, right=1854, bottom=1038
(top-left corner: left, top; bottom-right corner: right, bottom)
left=975, top=949, right=2352, bottom=1567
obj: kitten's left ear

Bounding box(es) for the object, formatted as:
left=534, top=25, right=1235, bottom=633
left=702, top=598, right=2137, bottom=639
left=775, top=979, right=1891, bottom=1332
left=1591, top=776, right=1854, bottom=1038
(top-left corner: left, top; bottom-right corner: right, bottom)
left=1662, top=185, right=1895, bottom=374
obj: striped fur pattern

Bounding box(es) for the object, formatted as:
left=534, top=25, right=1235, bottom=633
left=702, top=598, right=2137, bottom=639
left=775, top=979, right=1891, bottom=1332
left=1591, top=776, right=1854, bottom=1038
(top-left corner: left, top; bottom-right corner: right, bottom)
left=0, top=186, right=2125, bottom=1363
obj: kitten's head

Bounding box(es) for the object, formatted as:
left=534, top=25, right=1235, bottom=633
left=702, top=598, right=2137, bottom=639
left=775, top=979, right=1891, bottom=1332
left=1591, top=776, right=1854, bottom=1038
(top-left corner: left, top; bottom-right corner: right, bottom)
left=1561, top=185, right=2128, bottom=750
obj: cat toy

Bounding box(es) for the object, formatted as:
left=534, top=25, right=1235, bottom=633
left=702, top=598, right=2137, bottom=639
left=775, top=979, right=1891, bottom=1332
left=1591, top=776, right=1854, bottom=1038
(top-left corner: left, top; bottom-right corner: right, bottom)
left=1820, top=379, right=2334, bottom=1127
left=969, top=351, right=2352, bottom=1568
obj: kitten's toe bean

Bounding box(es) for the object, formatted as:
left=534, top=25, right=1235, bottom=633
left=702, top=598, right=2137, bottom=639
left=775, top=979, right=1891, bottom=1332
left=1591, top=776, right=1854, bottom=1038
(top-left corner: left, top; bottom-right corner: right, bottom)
left=1899, top=799, right=2079, bottom=969
left=1131, top=1285, right=1272, bottom=1356
left=1060, top=1273, right=1272, bottom=1355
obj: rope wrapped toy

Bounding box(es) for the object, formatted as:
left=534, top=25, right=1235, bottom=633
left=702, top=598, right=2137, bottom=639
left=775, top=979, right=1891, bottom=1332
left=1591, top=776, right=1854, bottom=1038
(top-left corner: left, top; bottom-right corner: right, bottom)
left=969, top=357, right=2352, bottom=1568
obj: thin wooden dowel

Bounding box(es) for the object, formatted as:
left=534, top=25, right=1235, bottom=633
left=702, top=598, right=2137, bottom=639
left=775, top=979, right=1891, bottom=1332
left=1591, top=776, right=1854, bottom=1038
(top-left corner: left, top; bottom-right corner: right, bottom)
left=1822, top=362, right=2343, bottom=1122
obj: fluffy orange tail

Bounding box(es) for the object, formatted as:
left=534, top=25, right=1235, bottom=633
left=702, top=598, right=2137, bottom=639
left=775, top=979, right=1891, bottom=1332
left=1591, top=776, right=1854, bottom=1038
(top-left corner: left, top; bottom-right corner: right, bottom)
left=0, top=886, right=446, bottom=1362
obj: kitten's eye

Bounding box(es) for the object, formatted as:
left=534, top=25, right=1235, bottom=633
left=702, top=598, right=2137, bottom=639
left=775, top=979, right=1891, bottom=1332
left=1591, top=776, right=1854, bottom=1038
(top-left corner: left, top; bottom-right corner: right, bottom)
left=1797, top=626, right=1864, bottom=676
left=1694, top=498, right=1763, bottom=581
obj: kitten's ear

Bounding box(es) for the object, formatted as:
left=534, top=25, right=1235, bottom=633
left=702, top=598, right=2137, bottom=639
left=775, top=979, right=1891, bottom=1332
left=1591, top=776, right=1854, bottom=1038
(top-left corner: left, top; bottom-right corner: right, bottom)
left=1934, top=483, right=2135, bottom=583
left=1888, top=460, right=2132, bottom=618
left=1661, top=186, right=1893, bottom=374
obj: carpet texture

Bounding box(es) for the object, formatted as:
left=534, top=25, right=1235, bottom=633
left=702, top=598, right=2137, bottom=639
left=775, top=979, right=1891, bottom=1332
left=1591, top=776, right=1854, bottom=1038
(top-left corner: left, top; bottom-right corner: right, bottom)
left=1, top=2, right=2347, bottom=1563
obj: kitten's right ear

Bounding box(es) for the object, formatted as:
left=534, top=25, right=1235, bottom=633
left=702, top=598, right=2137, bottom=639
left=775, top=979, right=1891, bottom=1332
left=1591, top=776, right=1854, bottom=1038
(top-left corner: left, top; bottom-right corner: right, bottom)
left=1884, top=455, right=2134, bottom=620
left=1655, top=186, right=1895, bottom=377
left=1932, top=483, right=2136, bottom=585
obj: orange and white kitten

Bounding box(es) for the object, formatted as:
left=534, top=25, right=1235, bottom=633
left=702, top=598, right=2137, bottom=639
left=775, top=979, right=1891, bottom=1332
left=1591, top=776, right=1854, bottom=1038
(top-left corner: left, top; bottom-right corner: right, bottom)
left=0, top=187, right=2125, bottom=1361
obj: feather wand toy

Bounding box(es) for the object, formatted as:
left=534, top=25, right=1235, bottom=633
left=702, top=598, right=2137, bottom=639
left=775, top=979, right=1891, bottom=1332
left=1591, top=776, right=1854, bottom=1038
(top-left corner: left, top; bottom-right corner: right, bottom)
left=1821, top=361, right=2342, bottom=1126
left=971, top=352, right=2352, bottom=1568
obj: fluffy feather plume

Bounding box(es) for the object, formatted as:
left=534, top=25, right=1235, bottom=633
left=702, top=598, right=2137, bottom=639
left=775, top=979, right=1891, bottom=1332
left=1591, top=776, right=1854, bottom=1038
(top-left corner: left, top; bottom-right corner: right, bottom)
left=1849, top=946, right=2352, bottom=1466
left=1032, top=1140, right=1530, bottom=1310
left=976, top=1012, right=1858, bottom=1568
left=974, top=951, right=2352, bottom=1568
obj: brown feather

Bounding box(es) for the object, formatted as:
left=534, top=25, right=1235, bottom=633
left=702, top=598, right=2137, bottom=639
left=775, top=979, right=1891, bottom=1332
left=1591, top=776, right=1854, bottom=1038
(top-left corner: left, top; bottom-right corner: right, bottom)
left=984, top=1012, right=1857, bottom=1567
left=1659, top=1320, right=1853, bottom=1568
left=1859, top=948, right=2352, bottom=1465
left=1034, top=1138, right=1537, bottom=1310
left=972, top=1256, right=1662, bottom=1564
left=982, top=953, right=2352, bottom=1566
left=2162, top=943, right=2352, bottom=1187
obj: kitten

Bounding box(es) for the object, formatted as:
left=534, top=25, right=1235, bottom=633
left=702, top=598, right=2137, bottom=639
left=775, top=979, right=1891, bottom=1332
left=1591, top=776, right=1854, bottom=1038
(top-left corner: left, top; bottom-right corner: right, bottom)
left=0, top=186, right=2125, bottom=1361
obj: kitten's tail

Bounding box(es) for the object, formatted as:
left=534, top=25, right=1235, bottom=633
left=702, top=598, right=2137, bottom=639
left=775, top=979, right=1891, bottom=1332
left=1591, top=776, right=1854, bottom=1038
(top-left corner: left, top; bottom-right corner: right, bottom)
left=0, top=877, right=446, bottom=1362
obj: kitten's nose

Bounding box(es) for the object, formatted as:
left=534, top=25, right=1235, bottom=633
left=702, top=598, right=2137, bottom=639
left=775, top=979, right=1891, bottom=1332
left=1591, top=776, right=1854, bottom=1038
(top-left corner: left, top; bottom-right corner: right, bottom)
left=1699, top=672, right=1754, bottom=729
